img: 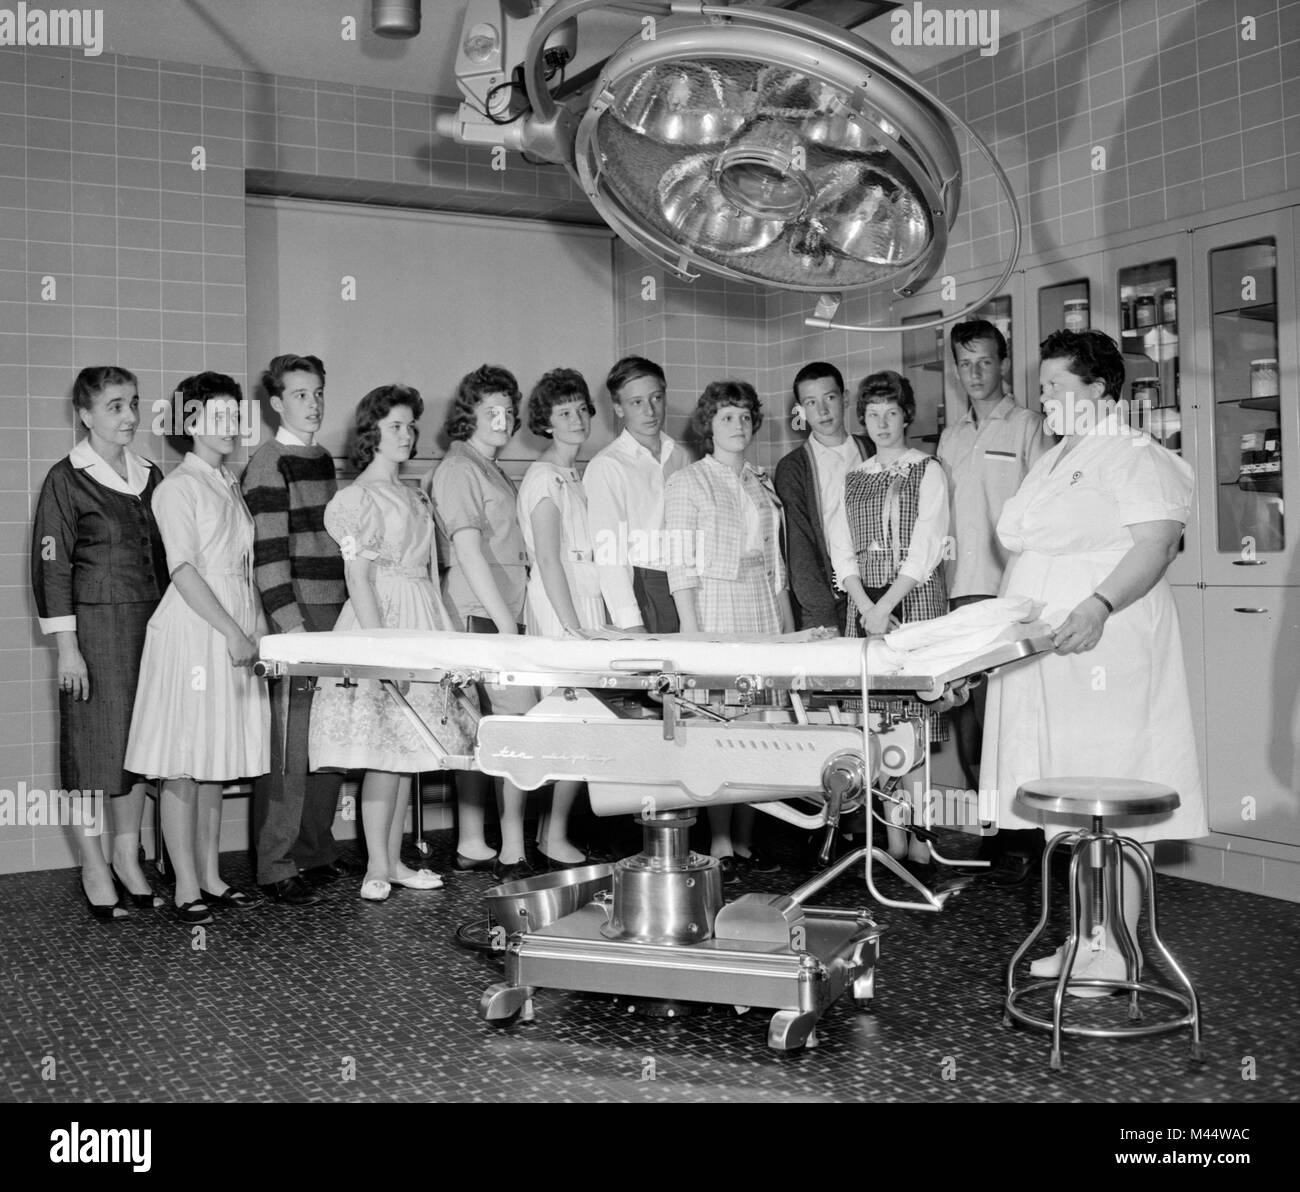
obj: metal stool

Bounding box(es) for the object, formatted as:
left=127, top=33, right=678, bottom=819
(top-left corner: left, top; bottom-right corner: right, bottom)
left=1003, top=778, right=1203, bottom=1070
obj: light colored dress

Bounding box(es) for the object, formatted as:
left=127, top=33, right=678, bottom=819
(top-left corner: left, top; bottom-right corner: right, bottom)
left=309, top=480, right=477, bottom=773
left=982, top=417, right=1206, bottom=842
left=125, top=453, right=269, bottom=783
left=518, top=461, right=607, bottom=635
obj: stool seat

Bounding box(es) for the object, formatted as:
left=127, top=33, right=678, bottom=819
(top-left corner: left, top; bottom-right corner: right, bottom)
left=1015, top=777, right=1179, bottom=819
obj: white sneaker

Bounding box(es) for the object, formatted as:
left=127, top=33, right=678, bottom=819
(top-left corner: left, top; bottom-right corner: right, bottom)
left=1066, top=946, right=1137, bottom=999
left=392, top=869, right=444, bottom=890
left=1029, top=944, right=1068, bottom=978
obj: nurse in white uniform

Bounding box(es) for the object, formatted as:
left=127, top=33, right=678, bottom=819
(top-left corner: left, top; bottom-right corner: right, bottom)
left=982, top=330, right=1205, bottom=986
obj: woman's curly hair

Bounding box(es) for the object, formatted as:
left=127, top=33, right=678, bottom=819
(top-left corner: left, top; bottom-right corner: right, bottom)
left=350, top=384, right=423, bottom=470
left=856, top=370, right=915, bottom=427
left=528, top=368, right=594, bottom=438
left=690, top=379, right=763, bottom=455
left=444, top=364, right=521, bottom=442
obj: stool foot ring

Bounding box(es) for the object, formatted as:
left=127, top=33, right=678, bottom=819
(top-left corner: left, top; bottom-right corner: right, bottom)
left=1006, top=979, right=1197, bottom=1042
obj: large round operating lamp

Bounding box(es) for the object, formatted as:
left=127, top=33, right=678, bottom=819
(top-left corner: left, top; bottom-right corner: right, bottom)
left=437, top=0, right=1021, bottom=333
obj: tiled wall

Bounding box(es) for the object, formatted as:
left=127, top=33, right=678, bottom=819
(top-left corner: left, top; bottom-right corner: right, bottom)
left=0, top=44, right=592, bottom=873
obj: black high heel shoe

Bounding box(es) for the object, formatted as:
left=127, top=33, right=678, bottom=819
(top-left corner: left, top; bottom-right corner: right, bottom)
left=111, top=866, right=163, bottom=909
left=81, top=885, right=127, bottom=923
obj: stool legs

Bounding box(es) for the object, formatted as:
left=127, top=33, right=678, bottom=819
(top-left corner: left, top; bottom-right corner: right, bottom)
left=1003, top=830, right=1082, bottom=1029
left=1005, top=827, right=1204, bottom=1069
left=1122, top=838, right=1203, bottom=1060
left=1102, top=838, right=1144, bottom=1021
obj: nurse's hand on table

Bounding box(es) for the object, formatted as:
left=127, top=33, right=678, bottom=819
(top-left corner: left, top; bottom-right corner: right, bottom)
left=1052, top=599, right=1108, bottom=655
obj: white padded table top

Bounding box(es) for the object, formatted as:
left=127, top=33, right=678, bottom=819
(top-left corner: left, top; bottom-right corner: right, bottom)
left=259, top=621, right=1053, bottom=692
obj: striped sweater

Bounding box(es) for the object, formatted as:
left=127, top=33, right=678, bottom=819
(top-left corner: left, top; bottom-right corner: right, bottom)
left=241, top=439, right=346, bottom=632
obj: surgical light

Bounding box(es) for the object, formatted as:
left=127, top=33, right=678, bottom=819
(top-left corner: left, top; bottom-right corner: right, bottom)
left=437, top=1, right=1021, bottom=333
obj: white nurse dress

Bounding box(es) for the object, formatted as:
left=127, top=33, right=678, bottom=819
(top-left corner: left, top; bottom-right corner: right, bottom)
left=981, top=416, right=1207, bottom=842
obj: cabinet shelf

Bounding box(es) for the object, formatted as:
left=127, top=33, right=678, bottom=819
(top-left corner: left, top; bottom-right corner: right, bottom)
left=1213, top=302, right=1277, bottom=323
left=1121, top=323, right=1177, bottom=336
left=1221, top=473, right=1283, bottom=493
left=1217, top=394, right=1281, bottom=411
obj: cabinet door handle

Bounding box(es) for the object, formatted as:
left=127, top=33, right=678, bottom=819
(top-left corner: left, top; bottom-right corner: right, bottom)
left=1231, top=559, right=1266, bottom=566
left=1232, top=607, right=1268, bottom=614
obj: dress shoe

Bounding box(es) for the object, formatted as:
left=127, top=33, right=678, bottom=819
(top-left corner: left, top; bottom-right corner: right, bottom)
left=983, top=853, right=1035, bottom=887
left=491, top=857, right=534, bottom=884
left=716, top=856, right=744, bottom=886
left=390, top=869, right=444, bottom=890
left=200, top=885, right=260, bottom=910
left=82, top=885, right=127, bottom=923
left=537, top=848, right=597, bottom=871
left=303, top=857, right=364, bottom=884
left=259, top=876, right=322, bottom=907
left=175, top=899, right=213, bottom=926
left=111, top=866, right=163, bottom=909
left=455, top=851, right=497, bottom=871
left=736, top=848, right=781, bottom=874
left=359, top=878, right=391, bottom=902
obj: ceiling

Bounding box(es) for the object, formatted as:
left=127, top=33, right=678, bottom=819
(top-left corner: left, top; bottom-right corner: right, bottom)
left=107, top=1, right=1094, bottom=99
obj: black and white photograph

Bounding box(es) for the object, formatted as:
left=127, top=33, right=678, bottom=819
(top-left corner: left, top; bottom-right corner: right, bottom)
left=0, top=0, right=1297, bottom=1129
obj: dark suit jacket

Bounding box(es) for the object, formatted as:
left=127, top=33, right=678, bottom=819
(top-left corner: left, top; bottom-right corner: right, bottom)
left=774, top=434, right=873, bottom=632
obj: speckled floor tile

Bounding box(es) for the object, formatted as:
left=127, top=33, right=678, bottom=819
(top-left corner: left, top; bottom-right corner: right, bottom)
left=1, top=828, right=1296, bottom=1103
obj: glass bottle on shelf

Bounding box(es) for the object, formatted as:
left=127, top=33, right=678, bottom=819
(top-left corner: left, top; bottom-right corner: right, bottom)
left=1209, top=238, right=1283, bottom=555
left=1117, top=259, right=1181, bottom=453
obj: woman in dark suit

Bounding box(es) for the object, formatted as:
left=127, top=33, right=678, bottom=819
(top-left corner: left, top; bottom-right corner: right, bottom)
left=31, top=367, right=170, bottom=920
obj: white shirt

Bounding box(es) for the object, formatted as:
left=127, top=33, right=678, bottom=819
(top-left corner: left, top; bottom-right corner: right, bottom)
left=276, top=424, right=312, bottom=448
left=829, top=448, right=950, bottom=589
left=583, top=429, right=691, bottom=628
left=936, top=394, right=1052, bottom=598
left=808, top=435, right=862, bottom=559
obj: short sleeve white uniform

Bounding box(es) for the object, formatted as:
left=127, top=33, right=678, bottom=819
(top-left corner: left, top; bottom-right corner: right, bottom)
left=981, top=419, right=1207, bottom=841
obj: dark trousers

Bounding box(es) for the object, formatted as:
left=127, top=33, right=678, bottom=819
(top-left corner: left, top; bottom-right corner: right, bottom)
left=632, top=566, right=680, bottom=634
left=951, top=593, right=1040, bottom=860
left=254, top=603, right=344, bottom=884
left=948, top=593, right=992, bottom=793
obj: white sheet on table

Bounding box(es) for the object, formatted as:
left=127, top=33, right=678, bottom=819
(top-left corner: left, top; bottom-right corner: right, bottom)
left=260, top=628, right=908, bottom=677
left=260, top=598, right=1045, bottom=684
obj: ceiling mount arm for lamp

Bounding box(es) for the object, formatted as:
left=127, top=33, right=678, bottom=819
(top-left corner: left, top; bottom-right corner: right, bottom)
left=498, top=1, right=1020, bottom=331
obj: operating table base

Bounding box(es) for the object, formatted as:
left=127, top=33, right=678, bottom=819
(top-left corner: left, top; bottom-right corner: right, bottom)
left=479, top=904, right=882, bottom=1051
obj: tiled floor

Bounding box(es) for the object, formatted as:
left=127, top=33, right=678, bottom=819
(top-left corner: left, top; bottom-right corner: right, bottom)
left=1, top=829, right=1296, bottom=1104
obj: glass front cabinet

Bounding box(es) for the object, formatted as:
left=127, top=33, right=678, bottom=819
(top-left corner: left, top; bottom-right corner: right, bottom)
left=1104, top=234, right=1201, bottom=585
left=1190, top=210, right=1300, bottom=847
left=1021, top=250, right=1105, bottom=417
left=1193, top=212, right=1299, bottom=586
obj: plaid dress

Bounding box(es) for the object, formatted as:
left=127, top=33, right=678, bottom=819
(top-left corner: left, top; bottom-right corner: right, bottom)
left=844, top=453, right=948, bottom=740
left=665, top=456, right=785, bottom=635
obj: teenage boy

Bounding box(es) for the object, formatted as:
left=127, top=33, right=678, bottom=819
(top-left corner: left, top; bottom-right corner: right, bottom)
left=242, top=354, right=352, bottom=906
left=584, top=356, right=691, bottom=633
left=938, top=320, right=1052, bottom=885
left=773, top=362, right=873, bottom=633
